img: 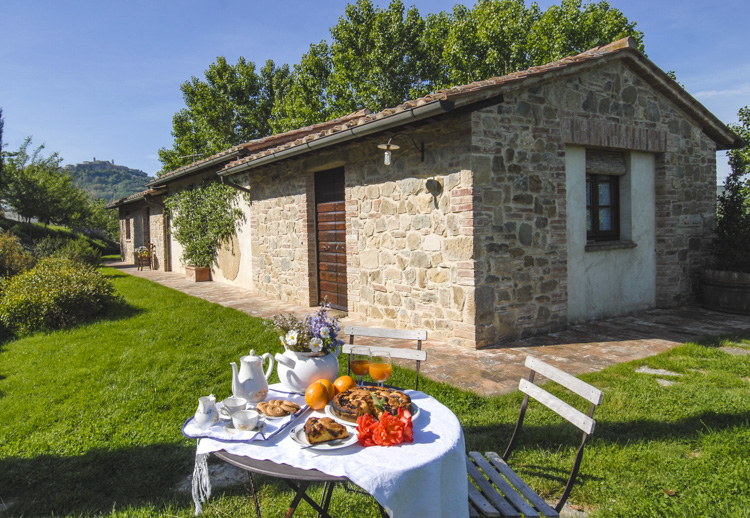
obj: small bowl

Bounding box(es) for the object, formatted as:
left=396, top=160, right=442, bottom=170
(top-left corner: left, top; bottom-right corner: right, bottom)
left=222, top=396, right=248, bottom=415
left=232, top=409, right=259, bottom=431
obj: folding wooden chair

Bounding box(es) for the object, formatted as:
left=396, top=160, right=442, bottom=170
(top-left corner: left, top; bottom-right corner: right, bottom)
left=467, top=356, right=603, bottom=517
left=343, top=326, right=427, bottom=391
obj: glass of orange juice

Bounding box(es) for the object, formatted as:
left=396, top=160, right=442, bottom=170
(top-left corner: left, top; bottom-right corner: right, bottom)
left=350, top=346, right=371, bottom=386
left=369, top=351, right=392, bottom=387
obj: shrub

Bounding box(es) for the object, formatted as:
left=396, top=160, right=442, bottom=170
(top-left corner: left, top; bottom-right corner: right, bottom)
left=33, top=236, right=101, bottom=266
left=33, top=235, right=67, bottom=260
left=57, top=239, right=101, bottom=266
left=0, top=230, right=35, bottom=278
left=0, top=258, right=121, bottom=334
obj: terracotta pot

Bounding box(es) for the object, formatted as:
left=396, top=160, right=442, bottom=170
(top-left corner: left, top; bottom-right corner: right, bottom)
left=186, top=265, right=211, bottom=282
left=701, top=269, right=750, bottom=315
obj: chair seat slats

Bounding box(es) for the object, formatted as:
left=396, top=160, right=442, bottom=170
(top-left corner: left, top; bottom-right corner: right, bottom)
left=467, top=457, right=520, bottom=517
left=468, top=479, right=501, bottom=517
left=469, top=452, right=540, bottom=517
left=469, top=501, right=484, bottom=517
left=518, top=379, right=595, bottom=435
left=486, top=452, right=559, bottom=518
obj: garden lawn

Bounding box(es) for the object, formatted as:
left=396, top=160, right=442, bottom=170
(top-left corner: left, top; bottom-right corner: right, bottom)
left=0, top=267, right=748, bottom=517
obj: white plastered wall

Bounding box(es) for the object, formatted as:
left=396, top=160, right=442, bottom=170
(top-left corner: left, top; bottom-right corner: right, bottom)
left=566, top=146, right=656, bottom=323
left=167, top=195, right=254, bottom=289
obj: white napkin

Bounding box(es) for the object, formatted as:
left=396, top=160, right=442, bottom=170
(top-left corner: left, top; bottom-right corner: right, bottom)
left=183, top=388, right=307, bottom=443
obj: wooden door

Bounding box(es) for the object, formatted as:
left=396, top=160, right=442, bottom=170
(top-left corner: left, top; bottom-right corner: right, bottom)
left=315, top=168, right=347, bottom=310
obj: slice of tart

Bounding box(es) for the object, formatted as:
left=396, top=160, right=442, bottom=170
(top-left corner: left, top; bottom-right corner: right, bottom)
left=304, top=416, right=350, bottom=444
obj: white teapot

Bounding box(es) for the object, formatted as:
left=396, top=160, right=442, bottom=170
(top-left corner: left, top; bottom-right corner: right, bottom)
left=231, top=350, right=274, bottom=403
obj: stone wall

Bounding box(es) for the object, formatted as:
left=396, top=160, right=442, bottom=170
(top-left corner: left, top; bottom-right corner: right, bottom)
left=249, top=167, right=314, bottom=307
left=148, top=203, right=166, bottom=271
left=237, top=117, right=479, bottom=346
left=470, top=59, right=717, bottom=345
left=344, top=117, right=477, bottom=347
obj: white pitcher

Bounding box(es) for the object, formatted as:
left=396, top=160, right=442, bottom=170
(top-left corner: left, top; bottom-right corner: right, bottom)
left=231, top=350, right=274, bottom=403
left=194, top=395, right=219, bottom=429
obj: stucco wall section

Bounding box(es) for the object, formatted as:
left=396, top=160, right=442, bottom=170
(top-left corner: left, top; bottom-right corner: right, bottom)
left=566, top=148, right=656, bottom=321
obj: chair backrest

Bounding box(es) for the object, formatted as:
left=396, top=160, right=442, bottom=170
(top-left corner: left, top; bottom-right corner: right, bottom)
left=505, top=355, right=603, bottom=511
left=343, top=326, right=427, bottom=391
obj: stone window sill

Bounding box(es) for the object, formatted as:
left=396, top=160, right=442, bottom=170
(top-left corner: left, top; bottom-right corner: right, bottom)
left=585, top=240, right=637, bottom=252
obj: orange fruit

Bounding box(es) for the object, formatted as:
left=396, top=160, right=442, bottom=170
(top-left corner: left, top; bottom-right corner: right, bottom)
left=305, top=380, right=332, bottom=410
left=333, top=375, right=356, bottom=395
left=317, top=379, right=335, bottom=402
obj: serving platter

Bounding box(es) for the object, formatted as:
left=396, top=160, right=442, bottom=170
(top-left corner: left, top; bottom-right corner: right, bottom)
left=289, top=425, right=359, bottom=451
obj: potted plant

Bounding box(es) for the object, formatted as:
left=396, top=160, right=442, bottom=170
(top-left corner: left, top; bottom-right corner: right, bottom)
left=702, top=106, right=750, bottom=313
left=164, top=181, right=243, bottom=282
left=266, top=304, right=344, bottom=393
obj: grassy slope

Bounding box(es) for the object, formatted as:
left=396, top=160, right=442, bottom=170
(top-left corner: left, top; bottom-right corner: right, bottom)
left=0, top=268, right=748, bottom=517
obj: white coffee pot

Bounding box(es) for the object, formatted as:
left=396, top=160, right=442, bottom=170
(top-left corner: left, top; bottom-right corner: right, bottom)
left=231, top=350, right=274, bottom=403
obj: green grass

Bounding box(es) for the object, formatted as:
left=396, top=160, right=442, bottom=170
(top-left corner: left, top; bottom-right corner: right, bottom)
left=0, top=268, right=749, bottom=517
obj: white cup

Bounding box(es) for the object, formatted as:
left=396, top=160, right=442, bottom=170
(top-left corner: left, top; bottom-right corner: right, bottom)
left=222, top=396, right=248, bottom=415
left=232, top=409, right=259, bottom=431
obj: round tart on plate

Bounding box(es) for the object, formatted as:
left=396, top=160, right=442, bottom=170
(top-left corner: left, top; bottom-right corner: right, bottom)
left=330, top=386, right=411, bottom=423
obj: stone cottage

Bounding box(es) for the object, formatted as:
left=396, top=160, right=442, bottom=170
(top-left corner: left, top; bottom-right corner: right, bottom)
left=109, top=37, right=740, bottom=348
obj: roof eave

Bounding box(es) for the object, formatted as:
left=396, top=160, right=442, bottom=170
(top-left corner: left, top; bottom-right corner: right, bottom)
left=146, top=149, right=243, bottom=187
left=219, top=99, right=454, bottom=177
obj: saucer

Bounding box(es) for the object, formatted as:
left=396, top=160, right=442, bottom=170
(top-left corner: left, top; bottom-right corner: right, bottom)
left=224, top=420, right=265, bottom=435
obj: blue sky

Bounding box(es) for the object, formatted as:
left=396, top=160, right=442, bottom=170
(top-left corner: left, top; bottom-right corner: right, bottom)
left=1, top=0, right=747, bottom=183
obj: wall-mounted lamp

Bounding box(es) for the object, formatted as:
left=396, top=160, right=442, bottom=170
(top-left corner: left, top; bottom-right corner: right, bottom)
left=377, top=133, right=424, bottom=166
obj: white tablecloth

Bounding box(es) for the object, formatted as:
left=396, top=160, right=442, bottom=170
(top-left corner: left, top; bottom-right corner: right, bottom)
left=195, top=385, right=469, bottom=518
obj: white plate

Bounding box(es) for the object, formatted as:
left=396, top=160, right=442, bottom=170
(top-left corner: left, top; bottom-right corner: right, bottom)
left=257, top=410, right=300, bottom=421
left=289, top=425, right=359, bottom=451
left=324, top=400, right=420, bottom=427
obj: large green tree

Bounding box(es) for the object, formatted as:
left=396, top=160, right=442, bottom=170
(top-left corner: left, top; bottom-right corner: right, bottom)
left=272, top=0, right=643, bottom=131
left=163, top=0, right=644, bottom=162
left=713, top=107, right=750, bottom=272
left=158, top=58, right=291, bottom=174
left=3, top=138, right=90, bottom=227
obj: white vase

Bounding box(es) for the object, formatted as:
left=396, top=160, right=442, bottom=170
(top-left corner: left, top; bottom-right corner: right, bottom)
left=274, top=348, right=340, bottom=393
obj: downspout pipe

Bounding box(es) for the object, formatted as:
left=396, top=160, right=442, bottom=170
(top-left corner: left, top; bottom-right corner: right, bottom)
left=219, top=99, right=455, bottom=177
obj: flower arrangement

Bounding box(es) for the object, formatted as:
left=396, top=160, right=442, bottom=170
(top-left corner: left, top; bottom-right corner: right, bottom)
left=356, top=408, right=414, bottom=447
left=267, top=304, right=343, bottom=355
left=135, top=246, right=150, bottom=259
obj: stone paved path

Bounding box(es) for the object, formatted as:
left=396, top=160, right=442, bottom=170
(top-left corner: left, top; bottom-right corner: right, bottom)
left=107, top=261, right=750, bottom=396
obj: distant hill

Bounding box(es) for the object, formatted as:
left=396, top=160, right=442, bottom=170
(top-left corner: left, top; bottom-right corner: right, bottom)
left=64, top=160, right=153, bottom=203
